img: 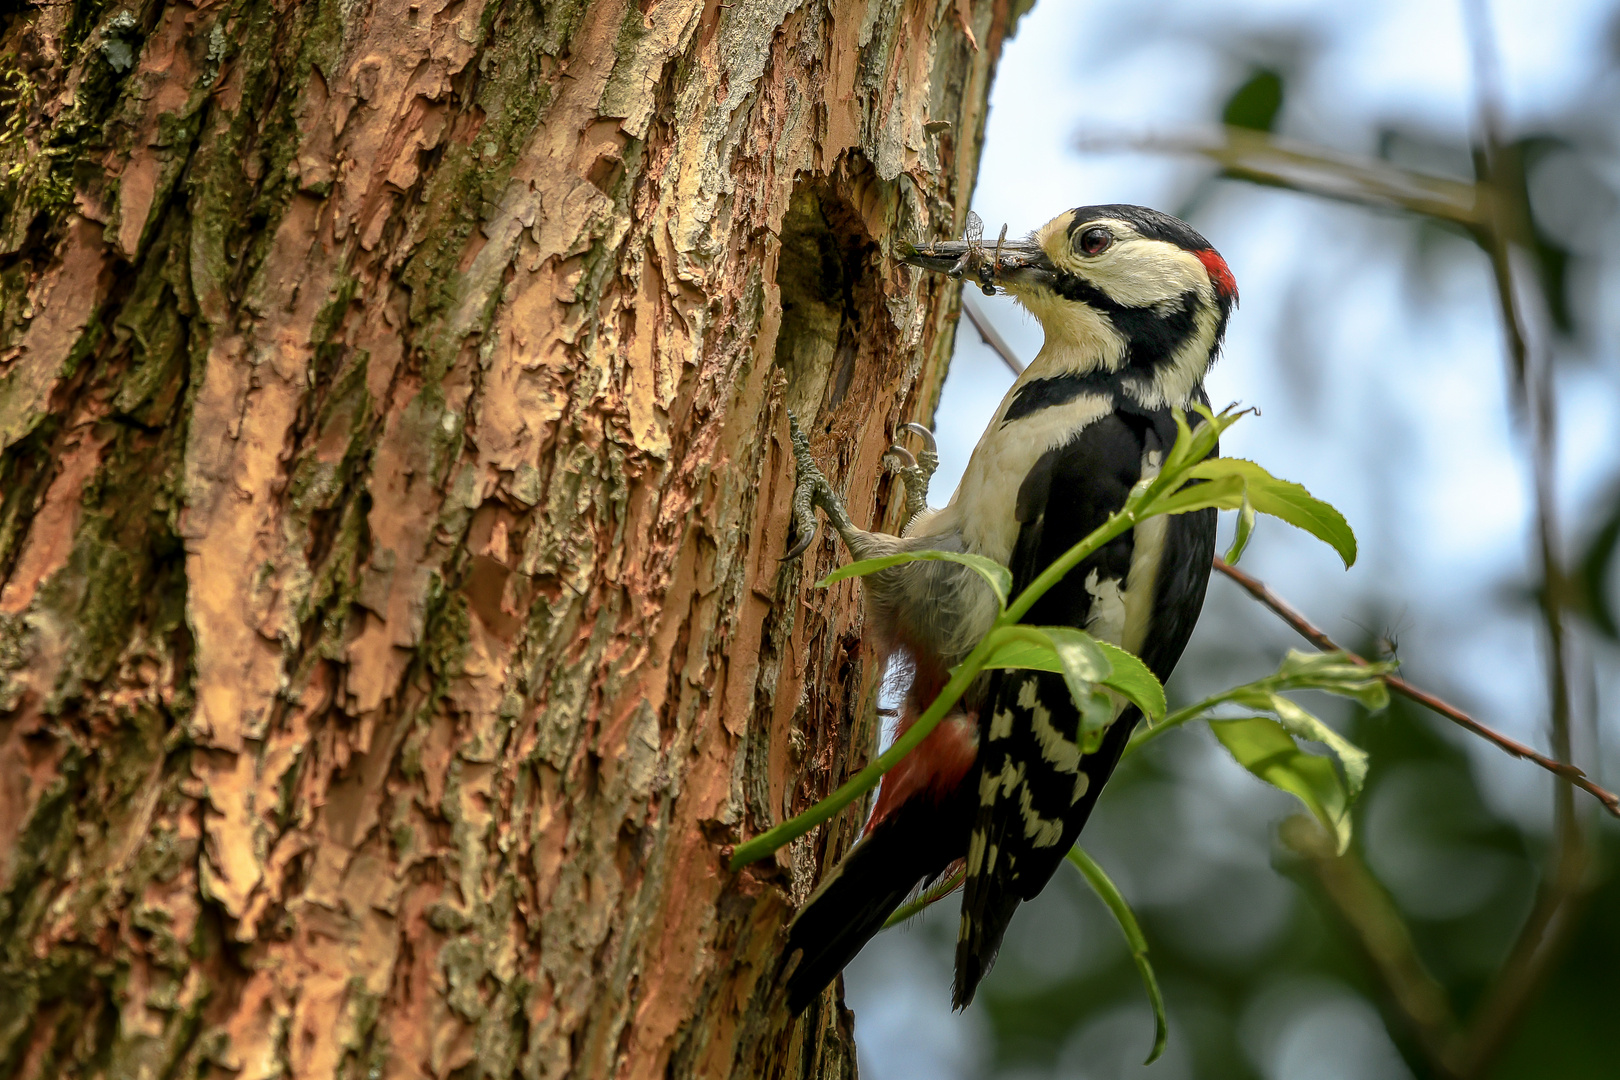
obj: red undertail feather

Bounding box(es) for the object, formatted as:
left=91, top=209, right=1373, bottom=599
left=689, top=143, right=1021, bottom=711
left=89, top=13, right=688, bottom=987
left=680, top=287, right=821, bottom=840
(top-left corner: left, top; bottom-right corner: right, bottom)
left=867, top=711, right=978, bottom=832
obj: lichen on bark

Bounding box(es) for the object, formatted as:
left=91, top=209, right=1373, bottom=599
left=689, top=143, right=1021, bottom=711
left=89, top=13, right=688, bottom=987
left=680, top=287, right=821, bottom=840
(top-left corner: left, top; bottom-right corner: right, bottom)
left=0, top=0, right=1029, bottom=1075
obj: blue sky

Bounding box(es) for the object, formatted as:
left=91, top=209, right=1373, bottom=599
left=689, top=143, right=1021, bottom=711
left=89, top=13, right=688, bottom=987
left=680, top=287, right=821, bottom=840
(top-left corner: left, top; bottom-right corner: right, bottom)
left=848, top=0, right=1620, bottom=1075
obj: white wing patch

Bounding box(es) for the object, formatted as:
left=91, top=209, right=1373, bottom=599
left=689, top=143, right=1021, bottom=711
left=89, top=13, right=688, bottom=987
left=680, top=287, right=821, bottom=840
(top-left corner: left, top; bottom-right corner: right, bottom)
left=989, top=707, right=1015, bottom=741
left=1075, top=446, right=1171, bottom=657
left=1019, top=680, right=1082, bottom=773
left=979, top=758, right=1025, bottom=806
left=1018, top=784, right=1065, bottom=848
left=967, top=827, right=988, bottom=875
left=1120, top=447, right=1169, bottom=656
left=1083, top=569, right=1127, bottom=643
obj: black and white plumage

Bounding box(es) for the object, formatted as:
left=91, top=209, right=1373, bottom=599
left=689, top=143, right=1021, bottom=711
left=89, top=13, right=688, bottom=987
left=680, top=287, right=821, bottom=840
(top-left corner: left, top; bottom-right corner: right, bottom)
left=779, top=205, right=1238, bottom=1014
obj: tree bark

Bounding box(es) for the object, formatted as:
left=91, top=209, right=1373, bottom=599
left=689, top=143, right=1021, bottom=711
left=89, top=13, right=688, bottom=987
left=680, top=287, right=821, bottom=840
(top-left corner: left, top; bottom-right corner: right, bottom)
left=0, top=0, right=1022, bottom=1076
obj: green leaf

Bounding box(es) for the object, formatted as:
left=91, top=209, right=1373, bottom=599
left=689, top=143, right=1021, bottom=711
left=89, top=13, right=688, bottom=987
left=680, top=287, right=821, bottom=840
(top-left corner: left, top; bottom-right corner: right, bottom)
left=1268, top=696, right=1370, bottom=799
left=1167, top=402, right=1243, bottom=474
left=1224, top=67, right=1284, bottom=133
left=1067, top=846, right=1167, bottom=1065
left=976, top=628, right=1170, bottom=729
left=1187, top=458, right=1357, bottom=567
left=1142, top=473, right=1247, bottom=518
left=1225, top=679, right=1371, bottom=798
left=1135, top=407, right=1234, bottom=507
left=976, top=635, right=1065, bottom=673
left=977, top=627, right=1112, bottom=738
left=977, top=626, right=1108, bottom=678
left=1210, top=717, right=1353, bottom=853
left=1078, top=688, right=1115, bottom=754
left=818, top=550, right=1013, bottom=609
left=1272, top=649, right=1392, bottom=710
left=1120, top=649, right=1394, bottom=760
left=1224, top=494, right=1256, bottom=564
left=1094, top=642, right=1167, bottom=723
left=1156, top=407, right=1203, bottom=477
left=1045, top=627, right=1112, bottom=712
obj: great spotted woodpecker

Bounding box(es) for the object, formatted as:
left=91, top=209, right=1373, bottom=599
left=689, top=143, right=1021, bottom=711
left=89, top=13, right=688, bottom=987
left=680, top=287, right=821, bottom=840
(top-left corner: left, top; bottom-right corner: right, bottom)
left=778, top=205, right=1238, bottom=1013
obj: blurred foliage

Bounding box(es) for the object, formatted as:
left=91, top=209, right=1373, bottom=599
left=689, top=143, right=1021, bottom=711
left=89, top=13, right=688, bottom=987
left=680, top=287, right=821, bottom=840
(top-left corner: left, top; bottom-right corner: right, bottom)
left=1577, top=492, right=1620, bottom=639
left=864, top=28, right=1620, bottom=1080
left=1222, top=69, right=1284, bottom=133
left=959, top=667, right=1620, bottom=1080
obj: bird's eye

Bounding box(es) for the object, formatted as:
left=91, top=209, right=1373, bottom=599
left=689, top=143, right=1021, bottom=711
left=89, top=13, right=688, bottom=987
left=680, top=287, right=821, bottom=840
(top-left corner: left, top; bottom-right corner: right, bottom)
left=1078, top=227, right=1112, bottom=255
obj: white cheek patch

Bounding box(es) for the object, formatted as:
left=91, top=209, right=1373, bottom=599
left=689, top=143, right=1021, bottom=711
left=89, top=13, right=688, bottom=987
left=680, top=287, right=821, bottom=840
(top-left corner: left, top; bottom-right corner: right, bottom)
left=1083, top=240, right=1208, bottom=306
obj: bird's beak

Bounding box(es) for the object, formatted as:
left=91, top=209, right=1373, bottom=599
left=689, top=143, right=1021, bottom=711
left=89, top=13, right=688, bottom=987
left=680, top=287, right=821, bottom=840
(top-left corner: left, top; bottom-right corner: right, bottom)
left=897, top=234, right=1054, bottom=294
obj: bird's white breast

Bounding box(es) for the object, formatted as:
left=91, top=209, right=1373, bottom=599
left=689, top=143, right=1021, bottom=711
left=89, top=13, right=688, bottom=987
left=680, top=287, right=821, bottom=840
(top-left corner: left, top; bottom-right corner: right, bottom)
left=917, top=389, right=1115, bottom=564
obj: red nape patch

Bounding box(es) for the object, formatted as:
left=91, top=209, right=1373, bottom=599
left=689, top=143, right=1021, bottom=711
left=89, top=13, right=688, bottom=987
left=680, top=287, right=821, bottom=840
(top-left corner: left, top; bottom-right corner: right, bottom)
left=865, top=712, right=979, bottom=833
left=1195, top=248, right=1239, bottom=303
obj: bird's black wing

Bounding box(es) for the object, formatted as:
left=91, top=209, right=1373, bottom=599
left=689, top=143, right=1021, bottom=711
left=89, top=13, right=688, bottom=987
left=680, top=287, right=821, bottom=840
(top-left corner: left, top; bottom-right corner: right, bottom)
left=952, top=398, right=1216, bottom=1008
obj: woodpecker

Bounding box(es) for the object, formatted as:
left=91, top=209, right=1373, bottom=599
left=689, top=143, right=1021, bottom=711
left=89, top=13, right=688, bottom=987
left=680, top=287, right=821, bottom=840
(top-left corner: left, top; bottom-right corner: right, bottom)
left=777, top=205, right=1238, bottom=1013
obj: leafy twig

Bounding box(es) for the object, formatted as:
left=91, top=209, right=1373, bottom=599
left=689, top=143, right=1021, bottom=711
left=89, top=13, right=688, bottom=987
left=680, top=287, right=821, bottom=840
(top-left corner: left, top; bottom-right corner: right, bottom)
left=1066, top=847, right=1167, bottom=1065
left=735, top=408, right=1344, bottom=870
left=1212, top=556, right=1619, bottom=817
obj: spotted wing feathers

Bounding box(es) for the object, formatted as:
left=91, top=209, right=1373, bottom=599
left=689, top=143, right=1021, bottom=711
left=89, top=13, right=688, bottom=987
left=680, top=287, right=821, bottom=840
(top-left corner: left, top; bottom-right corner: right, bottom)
left=953, top=404, right=1191, bottom=1008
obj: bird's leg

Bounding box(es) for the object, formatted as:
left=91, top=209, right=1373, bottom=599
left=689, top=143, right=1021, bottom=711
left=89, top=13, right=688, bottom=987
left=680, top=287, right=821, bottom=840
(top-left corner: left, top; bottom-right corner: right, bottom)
left=884, top=423, right=940, bottom=530
left=784, top=411, right=864, bottom=561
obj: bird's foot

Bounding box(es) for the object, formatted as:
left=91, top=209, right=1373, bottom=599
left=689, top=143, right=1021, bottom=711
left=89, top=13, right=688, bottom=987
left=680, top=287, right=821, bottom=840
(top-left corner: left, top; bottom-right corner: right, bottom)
left=884, top=422, right=940, bottom=528
left=783, top=411, right=855, bottom=561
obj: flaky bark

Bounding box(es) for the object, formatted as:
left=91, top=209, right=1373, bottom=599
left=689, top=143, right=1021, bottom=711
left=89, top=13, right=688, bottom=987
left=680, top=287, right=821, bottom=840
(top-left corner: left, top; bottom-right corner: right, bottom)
left=0, top=0, right=1023, bottom=1076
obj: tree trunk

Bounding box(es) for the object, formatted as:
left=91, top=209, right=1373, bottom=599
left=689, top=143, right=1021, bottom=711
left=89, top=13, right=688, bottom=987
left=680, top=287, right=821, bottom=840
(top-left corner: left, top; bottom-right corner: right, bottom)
left=0, top=0, right=1022, bottom=1075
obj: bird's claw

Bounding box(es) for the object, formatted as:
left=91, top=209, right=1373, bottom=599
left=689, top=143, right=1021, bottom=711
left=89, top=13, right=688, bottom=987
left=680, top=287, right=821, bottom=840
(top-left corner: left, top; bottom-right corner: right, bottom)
left=885, top=422, right=940, bottom=526
left=783, top=411, right=842, bottom=561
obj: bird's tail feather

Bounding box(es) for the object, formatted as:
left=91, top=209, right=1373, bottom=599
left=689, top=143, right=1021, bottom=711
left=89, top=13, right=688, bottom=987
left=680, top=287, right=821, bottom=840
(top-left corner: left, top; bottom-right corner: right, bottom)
left=781, top=791, right=970, bottom=1014
left=951, top=883, right=1020, bottom=1009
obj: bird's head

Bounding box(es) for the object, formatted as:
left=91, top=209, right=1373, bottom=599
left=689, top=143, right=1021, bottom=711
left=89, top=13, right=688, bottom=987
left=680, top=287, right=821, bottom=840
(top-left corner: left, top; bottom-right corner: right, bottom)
left=902, top=205, right=1238, bottom=406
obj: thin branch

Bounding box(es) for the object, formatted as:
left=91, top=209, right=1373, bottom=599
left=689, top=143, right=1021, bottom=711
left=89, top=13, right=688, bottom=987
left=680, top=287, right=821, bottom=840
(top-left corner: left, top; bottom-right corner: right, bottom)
left=960, top=291, right=1025, bottom=375
left=1213, top=556, right=1619, bottom=818
left=1079, top=126, right=1487, bottom=228
left=1452, top=4, right=1590, bottom=1074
